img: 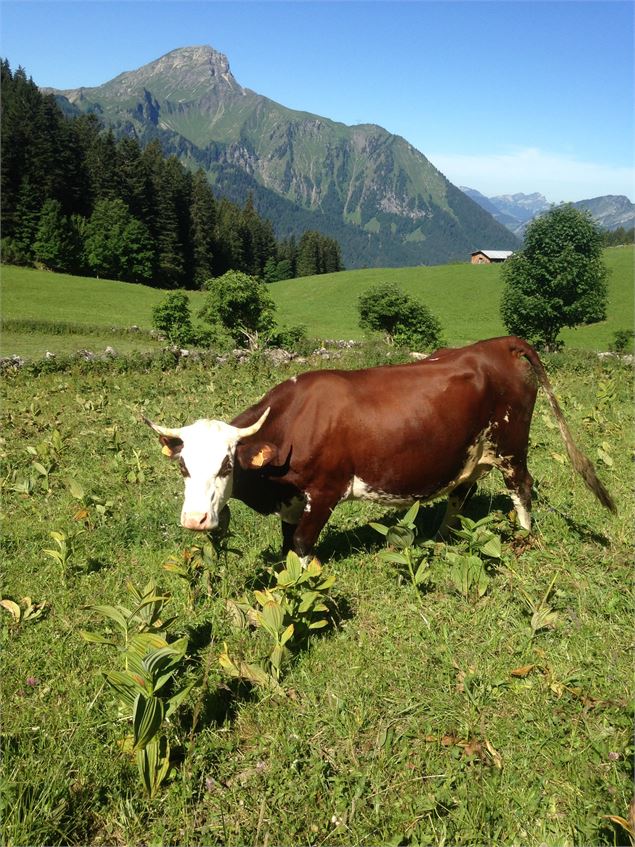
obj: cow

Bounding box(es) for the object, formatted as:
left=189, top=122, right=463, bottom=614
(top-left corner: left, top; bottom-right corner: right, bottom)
left=145, top=336, right=616, bottom=559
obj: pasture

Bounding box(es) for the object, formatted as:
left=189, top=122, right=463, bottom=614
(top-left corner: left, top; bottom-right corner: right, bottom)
left=1, top=245, right=633, bottom=357
left=2, top=343, right=633, bottom=846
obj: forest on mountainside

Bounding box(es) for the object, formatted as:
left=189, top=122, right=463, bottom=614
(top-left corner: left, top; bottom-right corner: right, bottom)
left=0, top=60, right=343, bottom=287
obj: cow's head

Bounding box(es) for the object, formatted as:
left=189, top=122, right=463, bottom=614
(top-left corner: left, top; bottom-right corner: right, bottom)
left=144, top=408, right=270, bottom=531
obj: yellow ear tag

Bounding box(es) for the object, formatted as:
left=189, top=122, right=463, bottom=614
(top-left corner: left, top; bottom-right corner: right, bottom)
left=250, top=445, right=274, bottom=468
left=251, top=449, right=266, bottom=467
left=162, top=445, right=173, bottom=457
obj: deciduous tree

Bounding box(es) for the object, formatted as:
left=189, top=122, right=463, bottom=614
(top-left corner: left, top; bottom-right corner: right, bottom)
left=83, top=199, right=153, bottom=283
left=500, top=206, right=608, bottom=350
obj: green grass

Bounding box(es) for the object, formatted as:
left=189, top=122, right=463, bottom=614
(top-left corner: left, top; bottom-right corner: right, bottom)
left=1, top=348, right=633, bottom=845
left=1, top=246, right=633, bottom=357
left=270, top=246, right=634, bottom=349
left=0, top=267, right=205, bottom=357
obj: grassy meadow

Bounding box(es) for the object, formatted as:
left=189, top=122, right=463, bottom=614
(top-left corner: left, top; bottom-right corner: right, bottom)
left=1, top=245, right=633, bottom=357
left=1, top=249, right=634, bottom=845
left=2, top=344, right=634, bottom=845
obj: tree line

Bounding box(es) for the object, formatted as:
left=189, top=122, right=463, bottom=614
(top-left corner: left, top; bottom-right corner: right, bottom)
left=0, top=60, right=343, bottom=287
left=601, top=226, right=634, bottom=247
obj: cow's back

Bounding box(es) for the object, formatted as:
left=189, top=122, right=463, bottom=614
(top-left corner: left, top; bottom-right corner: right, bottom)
left=232, top=337, right=539, bottom=501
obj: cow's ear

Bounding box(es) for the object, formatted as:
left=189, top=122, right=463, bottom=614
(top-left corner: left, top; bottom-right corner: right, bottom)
left=159, top=434, right=183, bottom=459
left=236, top=441, right=278, bottom=469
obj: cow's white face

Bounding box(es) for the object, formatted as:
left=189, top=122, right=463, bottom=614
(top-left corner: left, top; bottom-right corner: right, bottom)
left=145, top=408, right=270, bottom=532
left=176, top=419, right=239, bottom=531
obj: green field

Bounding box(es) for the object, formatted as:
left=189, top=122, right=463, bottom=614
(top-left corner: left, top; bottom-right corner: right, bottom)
left=1, top=250, right=633, bottom=844
left=1, top=345, right=633, bottom=845
left=1, top=246, right=633, bottom=357
left=272, top=246, right=634, bottom=350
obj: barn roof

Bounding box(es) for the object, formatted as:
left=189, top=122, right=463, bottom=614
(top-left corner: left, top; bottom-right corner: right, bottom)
left=471, top=250, right=514, bottom=260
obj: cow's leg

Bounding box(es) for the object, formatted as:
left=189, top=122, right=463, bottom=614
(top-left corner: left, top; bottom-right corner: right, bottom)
left=502, top=461, right=533, bottom=531
left=280, top=496, right=306, bottom=556
left=437, top=482, right=477, bottom=539
left=281, top=520, right=297, bottom=555
left=290, top=493, right=337, bottom=561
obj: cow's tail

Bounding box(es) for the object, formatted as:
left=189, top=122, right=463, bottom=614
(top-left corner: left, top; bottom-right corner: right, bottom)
left=516, top=339, right=617, bottom=514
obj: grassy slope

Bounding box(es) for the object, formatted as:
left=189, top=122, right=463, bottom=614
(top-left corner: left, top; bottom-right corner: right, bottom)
left=270, top=246, right=634, bottom=349
left=1, top=246, right=632, bottom=356
left=0, top=268, right=204, bottom=357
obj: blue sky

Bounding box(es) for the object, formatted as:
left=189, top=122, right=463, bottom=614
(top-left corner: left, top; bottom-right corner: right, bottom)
left=2, top=0, right=633, bottom=203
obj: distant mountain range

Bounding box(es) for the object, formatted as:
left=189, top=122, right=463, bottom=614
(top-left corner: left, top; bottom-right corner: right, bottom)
left=461, top=188, right=635, bottom=237
left=44, top=45, right=519, bottom=268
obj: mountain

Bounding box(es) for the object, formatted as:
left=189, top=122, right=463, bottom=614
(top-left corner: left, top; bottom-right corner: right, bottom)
left=571, top=195, right=635, bottom=231
left=490, top=192, right=552, bottom=224
left=459, top=187, right=526, bottom=231
left=462, top=188, right=635, bottom=236
left=44, top=46, right=519, bottom=268
left=461, top=189, right=550, bottom=237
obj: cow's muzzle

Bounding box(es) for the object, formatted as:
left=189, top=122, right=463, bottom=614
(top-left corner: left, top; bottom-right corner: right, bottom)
left=181, top=506, right=230, bottom=534
left=181, top=511, right=214, bottom=531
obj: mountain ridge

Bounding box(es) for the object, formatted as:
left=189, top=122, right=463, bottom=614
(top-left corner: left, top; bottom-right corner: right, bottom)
left=44, top=45, right=519, bottom=268
left=462, top=187, right=634, bottom=236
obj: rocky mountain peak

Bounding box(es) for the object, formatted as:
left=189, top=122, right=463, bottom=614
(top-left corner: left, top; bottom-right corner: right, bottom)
left=57, top=45, right=243, bottom=103
left=145, top=45, right=235, bottom=85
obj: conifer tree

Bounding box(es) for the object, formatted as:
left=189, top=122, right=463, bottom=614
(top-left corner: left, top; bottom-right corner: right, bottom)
left=190, top=169, right=216, bottom=286
left=33, top=198, right=79, bottom=272
left=83, top=198, right=153, bottom=283
left=296, top=230, right=321, bottom=276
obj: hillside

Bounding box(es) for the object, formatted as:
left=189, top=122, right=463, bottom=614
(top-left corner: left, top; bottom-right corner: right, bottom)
left=269, top=245, right=634, bottom=350
left=2, top=247, right=632, bottom=357
left=45, top=45, right=518, bottom=268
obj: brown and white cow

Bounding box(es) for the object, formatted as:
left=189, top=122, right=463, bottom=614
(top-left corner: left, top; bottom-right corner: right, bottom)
left=145, top=336, right=615, bottom=558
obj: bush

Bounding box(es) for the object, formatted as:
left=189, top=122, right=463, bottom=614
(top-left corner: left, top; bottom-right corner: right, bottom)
left=152, top=291, right=194, bottom=346
left=358, top=283, right=442, bottom=351
left=609, top=329, right=634, bottom=353
left=199, top=271, right=276, bottom=348
left=268, top=324, right=311, bottom=354
left=1, top=237, right=31, bottom=266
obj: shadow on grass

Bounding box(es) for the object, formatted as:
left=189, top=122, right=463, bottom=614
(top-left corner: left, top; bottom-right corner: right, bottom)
left=181, top=578, right=351, bottom=738
left=536, top=495, right=612, bottom=546
left=315, top=491, right=516, bottom=562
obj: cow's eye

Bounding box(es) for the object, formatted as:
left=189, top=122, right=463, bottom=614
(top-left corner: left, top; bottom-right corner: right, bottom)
left=178, top=458, right=190, bottom=478
left=219, top=454, right=233, bottom=478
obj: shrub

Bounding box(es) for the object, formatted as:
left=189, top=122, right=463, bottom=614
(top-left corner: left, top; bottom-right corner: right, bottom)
left=609, top=329, right=634, bottom=353
left=358, top=282, right=442, bottom=351
left=268, top=323, right=310, bottom=353
left=152, top=291, right=194, bottom=346
left=1, top=237, right=31, bottom=266
left=199, top=271, right=276, bottom=349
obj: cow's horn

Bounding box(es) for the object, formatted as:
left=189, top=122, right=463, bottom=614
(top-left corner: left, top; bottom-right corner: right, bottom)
left=236, top=407, right=270, bottom=438
left=143, top=416, right=182, bottom=439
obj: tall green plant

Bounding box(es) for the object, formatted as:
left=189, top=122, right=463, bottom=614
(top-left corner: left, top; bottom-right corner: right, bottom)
left=81, top=579, right=191, bottom=797
left=221, top=553, right=336, bottom=693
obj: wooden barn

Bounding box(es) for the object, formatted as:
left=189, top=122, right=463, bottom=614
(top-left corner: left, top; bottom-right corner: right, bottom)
left=471, top=249, right=513, bottom=264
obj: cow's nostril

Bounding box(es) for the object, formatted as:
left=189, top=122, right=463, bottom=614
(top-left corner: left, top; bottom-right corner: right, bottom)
left=198, top=513, right=209, bottom=527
